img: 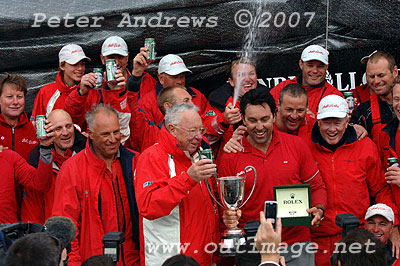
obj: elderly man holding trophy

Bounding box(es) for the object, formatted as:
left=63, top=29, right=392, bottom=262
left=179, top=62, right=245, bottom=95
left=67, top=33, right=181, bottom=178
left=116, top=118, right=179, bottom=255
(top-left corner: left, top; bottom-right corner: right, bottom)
left=218, top=88, right=327, bottom=266
left=134, top=104, right=220, bottom=266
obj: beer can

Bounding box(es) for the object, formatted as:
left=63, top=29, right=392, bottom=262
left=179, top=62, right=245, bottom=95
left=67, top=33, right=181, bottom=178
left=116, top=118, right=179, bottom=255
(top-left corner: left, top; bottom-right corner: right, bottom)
left=388, top=157, right=399, bottom=168
left=144, top=38, right=156, bottom=60
left=200, top=148, right=213, bottom=162
left=35, top=115, right=47, bottom=139
left=93, top=68, right=103, bottom=89
left=105, top=59, right=117, bottom=82
left=344, top=92, right=354, bottom=111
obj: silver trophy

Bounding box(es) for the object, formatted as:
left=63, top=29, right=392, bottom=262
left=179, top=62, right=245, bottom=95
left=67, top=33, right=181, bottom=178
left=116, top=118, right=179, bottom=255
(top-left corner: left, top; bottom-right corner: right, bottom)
left=204, top=159, right=257, bottom=256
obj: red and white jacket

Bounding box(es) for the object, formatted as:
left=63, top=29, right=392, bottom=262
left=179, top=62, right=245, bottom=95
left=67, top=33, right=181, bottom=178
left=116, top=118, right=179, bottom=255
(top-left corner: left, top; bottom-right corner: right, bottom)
left=0, top=149, right=52, bottom=224
left=0, top=112, right=38, bottom=161
left=31, top=72, right=79, bottom=120
left=134, top=126, right=220, bottom=266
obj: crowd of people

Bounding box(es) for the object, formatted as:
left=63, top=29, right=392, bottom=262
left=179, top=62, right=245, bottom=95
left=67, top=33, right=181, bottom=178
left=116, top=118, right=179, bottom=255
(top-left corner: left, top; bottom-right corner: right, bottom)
left=0, top=35, right=399, bottom=266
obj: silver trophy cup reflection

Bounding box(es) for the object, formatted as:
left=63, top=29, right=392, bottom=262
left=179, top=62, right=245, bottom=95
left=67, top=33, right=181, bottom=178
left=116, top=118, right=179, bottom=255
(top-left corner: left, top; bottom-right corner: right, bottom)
left=205, top=165, right=257, bottom=256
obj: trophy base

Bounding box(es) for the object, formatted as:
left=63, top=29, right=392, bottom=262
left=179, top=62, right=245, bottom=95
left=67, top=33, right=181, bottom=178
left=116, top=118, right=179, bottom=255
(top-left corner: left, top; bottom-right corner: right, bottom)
left=217, top=229, right=246, bottom=257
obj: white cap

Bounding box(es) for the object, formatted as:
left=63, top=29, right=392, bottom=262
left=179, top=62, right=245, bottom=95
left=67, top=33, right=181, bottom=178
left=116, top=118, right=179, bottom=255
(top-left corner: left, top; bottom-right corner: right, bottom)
left=158, top=54, right=192, bottom=75
left=301, top=45, right=329, bottom=65
left=365, top=204, right=394, bottom=222
left=360, top=50, right=378, bottom=64
left=317, top=95, right=349, bottom=120
left=101, top=36, right=128, bottom=57
left=58, top=44, right=91, bottom=64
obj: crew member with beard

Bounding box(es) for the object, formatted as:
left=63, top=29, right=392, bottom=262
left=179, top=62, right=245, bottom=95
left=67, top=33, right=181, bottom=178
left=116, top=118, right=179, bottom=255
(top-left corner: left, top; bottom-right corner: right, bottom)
left=31, top=44, right=91, bottom=120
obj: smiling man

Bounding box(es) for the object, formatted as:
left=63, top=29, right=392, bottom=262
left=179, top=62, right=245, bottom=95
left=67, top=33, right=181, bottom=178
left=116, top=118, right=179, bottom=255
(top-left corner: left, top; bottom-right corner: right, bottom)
left=21, top=109, right=87, bottom=223
left=270, top=45, right=342, bottom=117
left=364, top=204, right=398, bottom=266
left=134, top=104, right=220, bottom=266
left=31, top=44, right=91, bottom=120
left=351, top=51, right=398, bottom=145
left=305, top=95, right=398, bottom=266
left=52, top=104, right=140, bottom=266
left=219, top=88, right=327, bottom=266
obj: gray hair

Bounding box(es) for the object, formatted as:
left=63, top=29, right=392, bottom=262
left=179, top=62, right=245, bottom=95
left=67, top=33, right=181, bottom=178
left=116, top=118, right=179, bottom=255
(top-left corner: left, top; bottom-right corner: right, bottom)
left=85, top=103, right=118, bottom=131
left=165, top=104, right=199, bottom=127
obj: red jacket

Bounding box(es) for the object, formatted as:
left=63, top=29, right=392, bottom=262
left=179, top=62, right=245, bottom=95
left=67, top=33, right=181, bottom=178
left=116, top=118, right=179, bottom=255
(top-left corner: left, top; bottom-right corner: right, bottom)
left=350, top=83, right=371, bottom=107
left=306, top=124, right=397, bottom=237
left=0, top=112, right=38, bottom=161
left=135, top=126, right=220, bottom=266
left=52, top=141, right=140, bottom=266
left=0, top=149, right=52, bottom=223
left=218, top=129, right=327, bottom=245
left=64, top=86, right=132, bottom=145
left=31, top=72, right=78, bottom=120
left=269, top=76, right=343, bottom=117
left=137, top=75, right=226, bottom=138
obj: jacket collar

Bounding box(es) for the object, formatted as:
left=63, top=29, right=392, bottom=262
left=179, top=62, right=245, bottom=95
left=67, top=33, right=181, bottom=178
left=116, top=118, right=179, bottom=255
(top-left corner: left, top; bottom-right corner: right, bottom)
left=241, top=127, right=280, bottom=157
left=85, top=139, right=121, bottom=169
left=0, top=111, right=30, bottom=128
left=56, top=72, right=79, bottom=94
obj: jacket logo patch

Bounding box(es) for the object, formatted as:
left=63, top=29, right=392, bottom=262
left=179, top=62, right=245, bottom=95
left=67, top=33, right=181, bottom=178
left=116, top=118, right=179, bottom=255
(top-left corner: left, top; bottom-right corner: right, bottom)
left=205, top=110, right=216, bottom=116
left=143, top=181, right=153, bottom=188
left=283, top=161, right=288, bottom=164
left=120, top=98, right=127, bottom=110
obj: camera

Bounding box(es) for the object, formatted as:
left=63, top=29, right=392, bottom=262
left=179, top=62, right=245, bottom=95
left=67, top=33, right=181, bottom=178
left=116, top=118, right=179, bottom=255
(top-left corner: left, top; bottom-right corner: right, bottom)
left=102, top=231, right=125, bottom=263
left=335, top=213, right=360, bottom=238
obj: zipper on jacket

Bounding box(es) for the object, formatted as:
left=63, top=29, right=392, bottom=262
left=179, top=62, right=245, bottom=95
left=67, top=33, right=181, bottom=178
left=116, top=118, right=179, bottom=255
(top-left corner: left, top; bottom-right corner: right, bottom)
left=12, top=128, right=15, bottom=151
left=112, top=175, right=126, bottom=266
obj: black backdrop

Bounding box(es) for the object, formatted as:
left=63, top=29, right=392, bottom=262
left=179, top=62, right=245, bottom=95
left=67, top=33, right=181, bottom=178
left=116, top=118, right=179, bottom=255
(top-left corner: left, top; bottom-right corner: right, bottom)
left=0, top=0, right=399, bottom=115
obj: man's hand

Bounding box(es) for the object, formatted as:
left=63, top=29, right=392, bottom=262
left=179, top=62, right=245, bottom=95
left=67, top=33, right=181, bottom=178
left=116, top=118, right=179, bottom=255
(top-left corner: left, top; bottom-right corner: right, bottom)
left=385, top=166, right=400, bottom=187
left=255, top=211, right=281, bottom=264
left=224, top=103, right=242, bottom=125
left=222, top=208, right=242, bottom=230
left=132, top=47, right=153, bottom=77
left=0, top=145, right=8, bottom=152
left=39, top=120, right=57, bottom=147
left=390, top=226, right=400, bottom=259
left=223, top=125, right=246, bottom=153
left=107, top=69, right=126, bottom=90
left=352, top=124, right=367, bottom=140
left=79, top=73, right=97, bottom=96
left=306, top=206, right=324, bottom=227
left=187, top=159, right=216, bottom=183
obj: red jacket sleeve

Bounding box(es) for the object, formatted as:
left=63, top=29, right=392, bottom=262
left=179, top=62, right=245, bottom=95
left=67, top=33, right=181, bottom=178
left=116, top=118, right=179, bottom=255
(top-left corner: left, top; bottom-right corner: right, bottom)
left=51, top=161, right=82, bottom=266
left=134, top=151, right=198, bottom=220
left=64, top=88, right=92, bottom=128
left=31, top=89, right=46, bottom=120
left=14, top=151, right=52, bottom=192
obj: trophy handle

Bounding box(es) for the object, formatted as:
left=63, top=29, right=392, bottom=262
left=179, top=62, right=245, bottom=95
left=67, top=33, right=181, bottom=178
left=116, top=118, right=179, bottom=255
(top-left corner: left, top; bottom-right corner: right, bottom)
left=238, top=165, right=257, bottom=209
left=204, top=178, right=226, bottom=209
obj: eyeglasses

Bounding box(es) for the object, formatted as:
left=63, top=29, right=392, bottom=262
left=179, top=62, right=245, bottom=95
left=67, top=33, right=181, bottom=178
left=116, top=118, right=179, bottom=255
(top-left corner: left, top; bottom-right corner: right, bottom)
left=175, top=126, right=207, bottom=137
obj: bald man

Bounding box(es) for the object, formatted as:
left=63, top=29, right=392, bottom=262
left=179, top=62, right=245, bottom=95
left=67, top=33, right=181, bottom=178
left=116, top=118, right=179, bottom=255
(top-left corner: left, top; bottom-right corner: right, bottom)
left=21, top=109, right=87, bottom=223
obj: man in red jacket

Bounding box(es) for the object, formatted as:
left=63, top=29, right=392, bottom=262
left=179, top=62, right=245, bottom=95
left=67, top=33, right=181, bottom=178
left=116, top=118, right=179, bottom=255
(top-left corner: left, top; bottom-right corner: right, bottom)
left=52, top=104, right=140, bottom=266
left=134, top=104, right=220, bottom=266
left=350, top=51, right=398, bottom=146
left=219, top=88, right=327, bottom=266
left=131, top=47, right=232, bottom=145
left=306, top=94, right=398, bottom=266
left=270, top=44, right=342, bottom=117
left=0, top=73, right=38, bottom=160
left=31, top=44, right=91, bottom=120
left=21, top=109, right=87, bottom=223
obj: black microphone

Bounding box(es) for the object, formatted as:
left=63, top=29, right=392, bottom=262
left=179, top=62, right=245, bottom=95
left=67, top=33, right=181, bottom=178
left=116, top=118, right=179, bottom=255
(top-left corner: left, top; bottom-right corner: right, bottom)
left=44, top=216, right=77, bottom=253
